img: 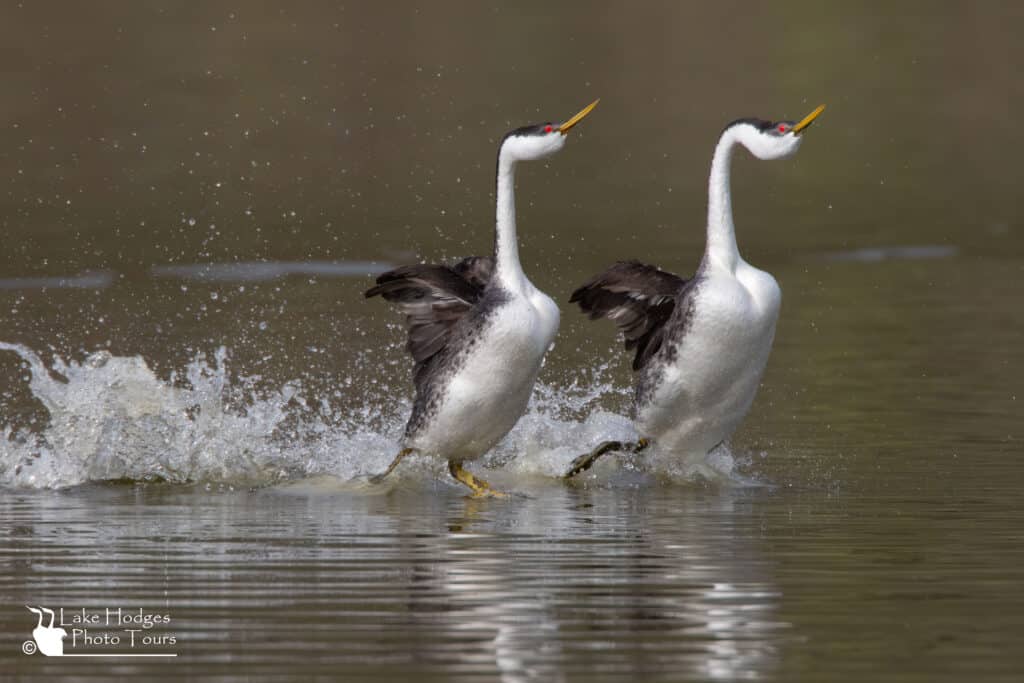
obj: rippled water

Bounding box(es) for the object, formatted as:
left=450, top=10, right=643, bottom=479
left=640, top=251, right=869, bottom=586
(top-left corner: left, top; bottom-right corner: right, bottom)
left=4, top=462, right=1023, bottom=681
left=3, top=2, right=1024, bottom=680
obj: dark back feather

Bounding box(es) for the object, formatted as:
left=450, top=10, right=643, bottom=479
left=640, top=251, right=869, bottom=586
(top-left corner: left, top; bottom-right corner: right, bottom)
left=452, top=255, right=494, bottom=291
left=366, top=255, right=495, bottom=373
left=570, top=260, right=689, bottom=371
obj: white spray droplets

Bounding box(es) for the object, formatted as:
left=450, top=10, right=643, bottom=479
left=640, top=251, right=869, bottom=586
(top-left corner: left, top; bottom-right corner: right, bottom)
left=0, top=343, right=399, bottom=489
left=0, top=343, right=744, bottom=490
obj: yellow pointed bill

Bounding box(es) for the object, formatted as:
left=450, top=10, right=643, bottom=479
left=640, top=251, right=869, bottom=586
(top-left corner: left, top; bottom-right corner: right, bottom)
left=792, top=104, right=826, bottom=135
left=558, top=99, right=600, bottom=134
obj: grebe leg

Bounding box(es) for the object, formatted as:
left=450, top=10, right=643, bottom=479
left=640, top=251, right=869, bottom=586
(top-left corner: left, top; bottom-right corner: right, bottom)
left=448, top=461, right=508, bottom=498
left=368, top=447, right=416, bottom=484
left=563, top=438, right=650, bottom=479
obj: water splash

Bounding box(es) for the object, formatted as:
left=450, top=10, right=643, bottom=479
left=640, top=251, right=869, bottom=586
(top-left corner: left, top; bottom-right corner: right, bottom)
left=0, top=342, right=396, bottom=489
left=0, top=343, right=742, bottom=490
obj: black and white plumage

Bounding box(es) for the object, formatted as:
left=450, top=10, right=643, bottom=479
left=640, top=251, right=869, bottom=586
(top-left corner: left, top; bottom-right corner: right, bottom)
left=570, top=260, right=691, bottom=372
left=366, top=255, right=498, bottom=438
left=366, top=256, right=493, bottom=374
left=570, top=105, right=825, bottom=467
left=366, top=100, right=599, bottom=495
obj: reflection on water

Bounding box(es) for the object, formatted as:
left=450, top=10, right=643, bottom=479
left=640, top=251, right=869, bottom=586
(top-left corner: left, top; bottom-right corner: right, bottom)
left=5, top=475, right=1023, bottom=681
left=433, top=489, right=783, bottom=682
left=1, top=484, right=786, bottom=681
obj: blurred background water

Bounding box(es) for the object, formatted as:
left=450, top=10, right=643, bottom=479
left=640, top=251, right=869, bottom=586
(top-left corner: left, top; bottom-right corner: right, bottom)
left=1, top=1, right=1022, bottom=680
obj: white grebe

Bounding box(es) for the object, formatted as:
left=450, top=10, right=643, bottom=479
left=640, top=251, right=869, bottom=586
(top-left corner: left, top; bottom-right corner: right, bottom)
left=366, top=100, right=599, bottom=496
left=565, top=104, right=825, bottom=477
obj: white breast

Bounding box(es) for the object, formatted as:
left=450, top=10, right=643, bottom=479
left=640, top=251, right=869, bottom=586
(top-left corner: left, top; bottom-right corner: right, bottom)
left=410, top=284, right=559, bottom=462
left=637, top=260, right=780, bottom=457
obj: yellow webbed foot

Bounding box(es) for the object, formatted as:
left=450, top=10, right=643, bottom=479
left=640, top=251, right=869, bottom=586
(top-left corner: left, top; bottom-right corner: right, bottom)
left=448, top=461, right=508, bottom=498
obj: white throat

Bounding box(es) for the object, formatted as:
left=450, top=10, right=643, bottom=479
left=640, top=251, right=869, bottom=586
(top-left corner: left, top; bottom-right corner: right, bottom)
left=705, top=127, right=741, bottom=273
left=494, top=151, right=527, bottom=289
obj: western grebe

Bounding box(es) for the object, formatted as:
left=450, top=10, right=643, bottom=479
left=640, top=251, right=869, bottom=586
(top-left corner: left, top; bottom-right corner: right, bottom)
left=565, top=104, right=825, bottom=478
left=366, top=100, right=599, bottom=496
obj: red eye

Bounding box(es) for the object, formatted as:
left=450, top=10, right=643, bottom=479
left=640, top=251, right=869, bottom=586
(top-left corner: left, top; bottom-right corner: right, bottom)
left=544, top=125, right=553, bottom=133
left=778, top=124, right=787, bottom=133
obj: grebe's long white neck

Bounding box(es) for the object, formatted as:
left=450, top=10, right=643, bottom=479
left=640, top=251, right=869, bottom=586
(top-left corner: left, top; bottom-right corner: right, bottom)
left=494, top=151, right=525, bottom=289
left=489, top=99, right=599, bottom=291
left=704, top=106, right=826, bottom=273
left=705, top=128, right=741, bottom=273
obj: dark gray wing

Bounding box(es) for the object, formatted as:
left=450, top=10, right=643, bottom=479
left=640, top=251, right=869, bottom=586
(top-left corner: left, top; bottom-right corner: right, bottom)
left=365, top=256, right=495, bottom=368
left=570, top=260, right=689, bottom=371
left=451, top=255, right=494, bottom=291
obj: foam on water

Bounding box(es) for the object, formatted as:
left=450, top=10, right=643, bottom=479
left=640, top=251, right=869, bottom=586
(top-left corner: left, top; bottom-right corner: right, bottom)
left=0, top=342, right=743, bottom=490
